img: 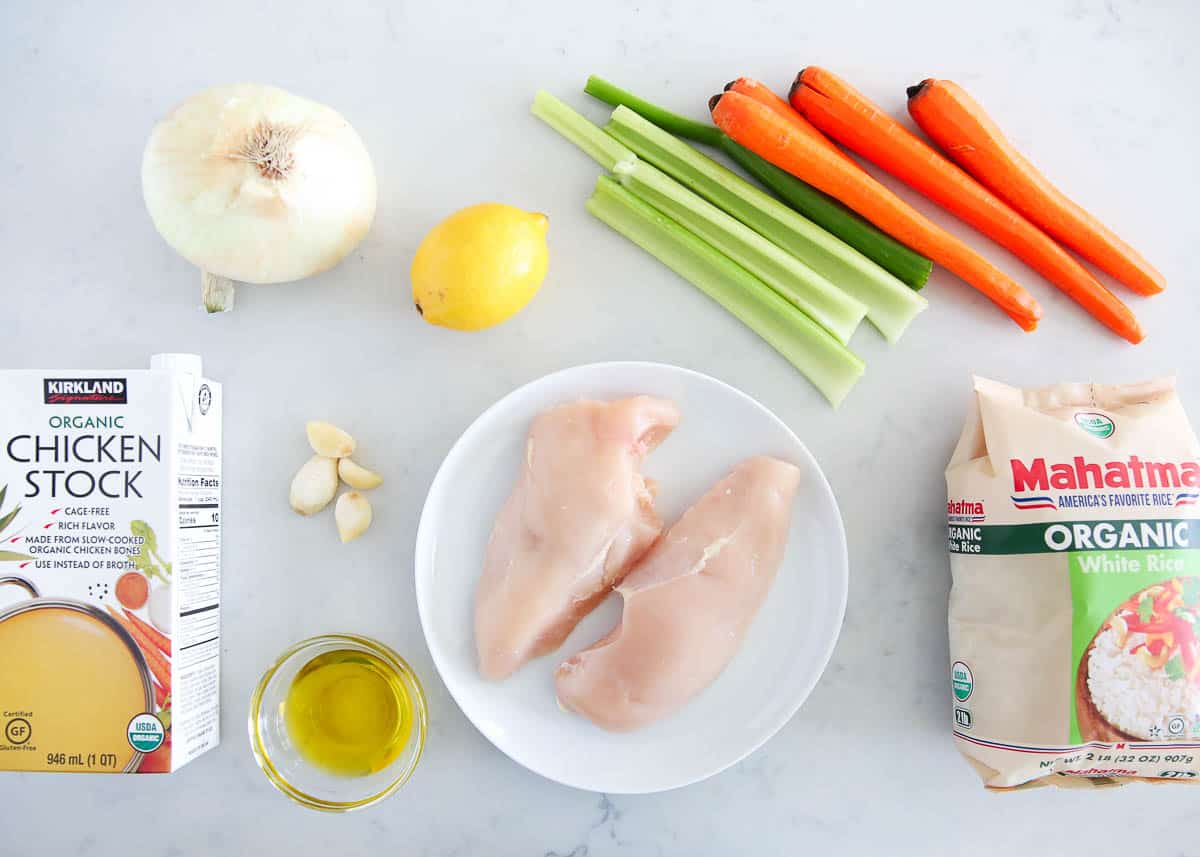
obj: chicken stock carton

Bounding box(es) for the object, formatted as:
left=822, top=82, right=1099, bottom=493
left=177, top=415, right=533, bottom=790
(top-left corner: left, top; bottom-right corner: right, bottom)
left=0, top=354, right=220, bottom=773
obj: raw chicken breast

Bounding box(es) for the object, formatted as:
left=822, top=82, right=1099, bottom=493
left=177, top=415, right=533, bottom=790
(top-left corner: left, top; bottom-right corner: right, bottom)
left=475, top=396, right=681, bottom=681
left=555, top=456, right=801, bottom=731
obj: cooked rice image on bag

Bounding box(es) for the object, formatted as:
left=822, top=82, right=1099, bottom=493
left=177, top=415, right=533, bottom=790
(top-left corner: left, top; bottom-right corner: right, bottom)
left=946, top=376, right=1200, bottom=789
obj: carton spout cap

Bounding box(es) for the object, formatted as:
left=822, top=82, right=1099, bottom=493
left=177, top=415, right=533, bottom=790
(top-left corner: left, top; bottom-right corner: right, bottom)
left=150, top=353, right=203, bottom=376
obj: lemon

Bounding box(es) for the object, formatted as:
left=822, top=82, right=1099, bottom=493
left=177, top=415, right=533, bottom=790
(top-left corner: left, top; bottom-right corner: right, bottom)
left=411, top=203, right=549, bottom=331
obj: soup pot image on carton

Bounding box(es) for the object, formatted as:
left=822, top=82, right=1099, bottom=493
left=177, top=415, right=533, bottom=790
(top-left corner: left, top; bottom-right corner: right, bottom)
left=0, top=354, right=221, bottom=773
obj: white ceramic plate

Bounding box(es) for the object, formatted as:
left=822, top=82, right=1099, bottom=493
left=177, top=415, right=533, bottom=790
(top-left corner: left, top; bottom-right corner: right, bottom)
left=414, top=362, right=847, bottom=793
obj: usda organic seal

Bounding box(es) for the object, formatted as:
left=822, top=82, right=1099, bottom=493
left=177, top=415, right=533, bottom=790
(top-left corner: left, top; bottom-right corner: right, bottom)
left=951, top=661, right=974, bottom=702
left=127, top=713, right=165, bottom=753
left=1074, top=411, right=1115, bottom=439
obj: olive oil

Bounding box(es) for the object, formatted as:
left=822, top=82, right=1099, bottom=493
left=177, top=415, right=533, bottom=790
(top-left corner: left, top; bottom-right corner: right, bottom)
left=283, top=649, right=413, bottom=777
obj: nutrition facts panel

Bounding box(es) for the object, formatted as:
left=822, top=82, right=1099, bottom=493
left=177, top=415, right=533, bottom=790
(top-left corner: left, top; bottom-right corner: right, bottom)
left=176, top=485, right=219, bottom=621
left=173, top=439, right=221, bottom=765
left=176, top=491, right=219, bottom=668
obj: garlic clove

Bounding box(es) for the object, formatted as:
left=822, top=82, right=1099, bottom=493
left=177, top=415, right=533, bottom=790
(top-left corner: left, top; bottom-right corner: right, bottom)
left=335, top=492, right=373, bottom=543
left=306, top=421, right=356, bottom=458
left=290, top=455, right=338, bottom=515
left=338, top=458, right=383, bottom=490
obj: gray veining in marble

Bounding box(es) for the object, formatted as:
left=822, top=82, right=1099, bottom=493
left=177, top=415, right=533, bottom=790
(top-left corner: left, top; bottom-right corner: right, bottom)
left=1, top=0, right=1198, bottom=854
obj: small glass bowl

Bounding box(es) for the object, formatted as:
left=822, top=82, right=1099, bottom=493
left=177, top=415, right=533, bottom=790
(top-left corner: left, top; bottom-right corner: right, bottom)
left=248, top=633, right=428, bottom=812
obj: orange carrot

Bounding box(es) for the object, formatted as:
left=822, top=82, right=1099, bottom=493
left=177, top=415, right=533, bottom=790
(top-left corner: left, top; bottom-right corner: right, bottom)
left=725, top=77, right=861, bottom=170
left=789, top=67, right=1143, bottom=343
left=906, top=78, right=1164, bottom=297
left=115, top=571, right=149, bottom=610
left=108, top=606, right=170, bottom=693
left=710, top=90, right=1042, bottom=328
left=153, top=679, right=168, bottom=709
left=122, top=607, right=171, bottom=657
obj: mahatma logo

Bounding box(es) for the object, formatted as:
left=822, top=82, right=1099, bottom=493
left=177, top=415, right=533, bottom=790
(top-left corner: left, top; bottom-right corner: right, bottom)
left=947, top=499, right=985, bottom=522
left=1010, top=454, right=1200, bottom=511
left=1074, top=411, right=1115, bottom=439
left=43, top=377, right=127, bottom=405
left=1010, top=456, right=1200, bottom=493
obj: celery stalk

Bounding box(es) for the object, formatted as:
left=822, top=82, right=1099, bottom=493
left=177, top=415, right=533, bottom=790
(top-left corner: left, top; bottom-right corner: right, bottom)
left=532, top=91, right=865, bottom=344
left=532, top=90, right=635, bottom=172
left=587, top=176, right=864, bottom=407
left=617, top=160, right=865, bottom=345
left=583, top=76, right=933, bottom=291
left=605, top=106, right=928, bottom=343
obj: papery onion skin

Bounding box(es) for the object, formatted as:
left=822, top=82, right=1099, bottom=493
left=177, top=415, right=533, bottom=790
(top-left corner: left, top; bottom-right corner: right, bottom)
left=141, top=83, right=377, bottom=287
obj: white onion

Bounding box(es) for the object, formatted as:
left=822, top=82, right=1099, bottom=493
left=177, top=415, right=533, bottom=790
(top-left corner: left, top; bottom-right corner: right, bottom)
left=141, top=83, right=377, bottom=312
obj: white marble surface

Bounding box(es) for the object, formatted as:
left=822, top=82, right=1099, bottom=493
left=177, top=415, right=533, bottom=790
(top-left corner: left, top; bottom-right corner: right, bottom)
left=1, top=0, right=1198, bottom=854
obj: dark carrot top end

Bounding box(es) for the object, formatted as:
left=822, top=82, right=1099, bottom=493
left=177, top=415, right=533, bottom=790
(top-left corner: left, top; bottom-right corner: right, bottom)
left=708, top=92, right=723, bottom=112
left=788, top=72, right=805, bottom=100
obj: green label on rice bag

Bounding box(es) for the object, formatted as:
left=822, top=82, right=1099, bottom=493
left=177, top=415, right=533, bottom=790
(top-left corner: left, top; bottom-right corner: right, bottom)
left=1069, top=549, right=1200, bottom=743
left=948, top=519, right=1200, bottom=556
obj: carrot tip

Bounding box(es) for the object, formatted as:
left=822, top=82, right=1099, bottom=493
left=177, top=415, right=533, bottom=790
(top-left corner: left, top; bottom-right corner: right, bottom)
left=905, top=82, right=926, bottom=99
left=722, top=80, right=736, bottom=92
left=788, top=73, right=804, bottom=100
left=708, top=92, right=723, bottom=112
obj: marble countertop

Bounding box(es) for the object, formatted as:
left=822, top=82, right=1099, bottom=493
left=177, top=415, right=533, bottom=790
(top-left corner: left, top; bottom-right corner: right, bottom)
left=2, top=0, right=1198, bottom=854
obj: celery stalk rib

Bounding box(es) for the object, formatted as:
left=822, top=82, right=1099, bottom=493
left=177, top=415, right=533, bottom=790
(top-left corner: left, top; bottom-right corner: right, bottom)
left=617, top=160, right=865, bottom=345
left=533, top=91, right=865, bottom=344
left=605, top=106, right=928, bottom=343
left=587, top=176, right=864, bottom=408
left=532, top=90, right=635, bottom=172
left=583, top=77, right=932, bottom=291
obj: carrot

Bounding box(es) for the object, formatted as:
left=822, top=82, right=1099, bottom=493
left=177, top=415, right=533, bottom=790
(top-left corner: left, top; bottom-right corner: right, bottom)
left=107, top=605, right=170, bottom=693
left=710, top=90, right=1042, bottom=328
left=122, top=607, right=171, bottom=657
left=724, top=77, right=861, bottom=171
left=115, top=571, right=149, bottom=610
left=906, top=78, right=1164, bottom=297
left=789, top=67, right=1143, bottom=343
left=153, top=679, right=168, bottom=709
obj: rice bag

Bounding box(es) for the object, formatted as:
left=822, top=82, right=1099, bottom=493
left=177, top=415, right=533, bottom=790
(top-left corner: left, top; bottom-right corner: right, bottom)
left=947, top=376, right=1200, bottom=789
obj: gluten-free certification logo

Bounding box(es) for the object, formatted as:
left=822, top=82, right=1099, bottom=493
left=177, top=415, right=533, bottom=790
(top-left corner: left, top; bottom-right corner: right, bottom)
left=5, top=716, right=31, bottom=745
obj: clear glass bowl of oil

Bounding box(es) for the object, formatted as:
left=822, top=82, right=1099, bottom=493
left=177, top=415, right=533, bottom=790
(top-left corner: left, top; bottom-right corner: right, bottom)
left=248, top=634, right=428, bottom=811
